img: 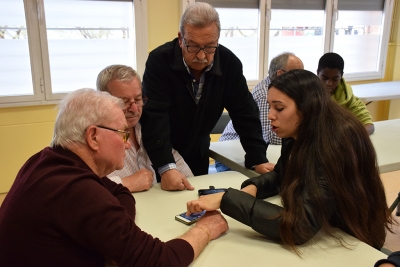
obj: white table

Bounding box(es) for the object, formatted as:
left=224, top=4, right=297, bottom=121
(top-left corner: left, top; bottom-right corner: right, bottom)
left=209, top=142, right=281, bottom=177
left=352, top=81, right=400, bottom=103
left=209, top=119, right=400, bottom=176
left=133, top=172, right=387, bottom=267
left=370, top=118, right=400, bottom=173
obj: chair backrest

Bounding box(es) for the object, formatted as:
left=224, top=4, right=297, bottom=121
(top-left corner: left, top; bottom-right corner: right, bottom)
left=211, top=112, right=231, bottom=134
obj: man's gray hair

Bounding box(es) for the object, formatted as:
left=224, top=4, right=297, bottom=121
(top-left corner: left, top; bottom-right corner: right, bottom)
left=268, top=52, right=296, bottom=81
left=180, top=2, right=221, bottom=36
left=96, top=64, right=141, bottom=92
left=50, top=88, right=124, bottom=148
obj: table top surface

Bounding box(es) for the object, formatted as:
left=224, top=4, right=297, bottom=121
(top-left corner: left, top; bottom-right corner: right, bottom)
left=352, top=81, right=400, bottom=102
left=209, top=118, right=400, bottom=176
left=133, top=172, right=386, bottom=267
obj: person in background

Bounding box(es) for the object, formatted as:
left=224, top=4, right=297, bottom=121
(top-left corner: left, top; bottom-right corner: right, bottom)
left=375, top=252, right=400, bottom=267
left=97, top=65, right=193, bottom=192
left=141, top=2, right=272, bottom=191
left=215, top=52, right=304, bottom=172
left=317, top=52, right=375, bottom=134
left=186, top=70, right=392, bottom=252
left=0, top=88, right=228, bottom=267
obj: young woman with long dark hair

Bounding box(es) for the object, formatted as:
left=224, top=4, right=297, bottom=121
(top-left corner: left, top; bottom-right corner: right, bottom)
left=186, top=69, right=392, bottom=252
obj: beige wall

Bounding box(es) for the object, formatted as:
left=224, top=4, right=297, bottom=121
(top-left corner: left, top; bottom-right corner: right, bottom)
left=0, top=106, right=57, bottom=192
left=0, top=0, right=399, bottom=193
left=147, top=0, right=181, bottom=52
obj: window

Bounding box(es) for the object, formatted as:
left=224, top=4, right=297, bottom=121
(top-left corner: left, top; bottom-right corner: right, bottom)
left=332, top=0, right=388, bottom=80
left=1, top=0, right=36, bottom=98
left=184, top=0, right=394, bottom=85
left=0, top=0, right=148, bottom=107
left=268, top=0, right=326, bottom=73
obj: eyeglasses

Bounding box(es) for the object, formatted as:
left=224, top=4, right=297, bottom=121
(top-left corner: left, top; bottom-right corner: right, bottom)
left=182, top=38, right=218, bottom=54
left=122, top=96, right=148, bottom=111
left=96, top=125, right=130, bottom=143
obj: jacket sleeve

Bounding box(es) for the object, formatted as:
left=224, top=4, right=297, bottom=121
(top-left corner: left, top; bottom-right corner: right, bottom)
left=102, top=177, right=136, bottom=219
left=57, top=178, right=194, bottom=267
left=141, top=51, right=176, bottom=168
left=223, top=54, right=268, bottom=167
left=341, top=82, right=373, bottom=125
left=221, top=170, right=333, bottom=245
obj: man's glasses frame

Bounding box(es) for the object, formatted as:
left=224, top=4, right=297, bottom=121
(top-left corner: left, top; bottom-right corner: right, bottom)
left=122, top=96, right=148, bottom=111
left=96, top=125, right=130, bottom=143
left=182, top=38, right=218, bottom=54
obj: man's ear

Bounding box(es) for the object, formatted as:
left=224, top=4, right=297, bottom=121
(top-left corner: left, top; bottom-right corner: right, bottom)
left=276, top=70, right=285, bottom=77
left=85, top=125, right=100, bottom=151
left=178, top=32, right=183, bottom=47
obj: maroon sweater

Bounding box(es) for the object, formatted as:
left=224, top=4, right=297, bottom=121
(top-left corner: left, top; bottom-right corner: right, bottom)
left=0, top=146, right=193, bottom=267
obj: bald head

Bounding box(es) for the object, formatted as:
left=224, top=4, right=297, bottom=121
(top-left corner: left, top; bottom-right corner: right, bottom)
left=269, top=52, right=304, bottom=80
left=285, top=55, right=304, bottom=71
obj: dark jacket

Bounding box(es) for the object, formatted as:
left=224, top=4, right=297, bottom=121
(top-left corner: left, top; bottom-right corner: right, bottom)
left=0, top=146, right=193, bottom=267
left=141, top=38, right=268, bottom=175
left=375, top=251, right=400, bottom=267
left=220, top=138, right=335, bottom=245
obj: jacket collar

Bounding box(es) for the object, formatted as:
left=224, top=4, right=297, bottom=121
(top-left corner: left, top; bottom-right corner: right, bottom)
left=171, top=38, right=222, bottom=76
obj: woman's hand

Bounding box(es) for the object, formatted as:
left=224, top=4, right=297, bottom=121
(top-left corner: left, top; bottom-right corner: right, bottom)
left=186, top=192, right=225, bottom=215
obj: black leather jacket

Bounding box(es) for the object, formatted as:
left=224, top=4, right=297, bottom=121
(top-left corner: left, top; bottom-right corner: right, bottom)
left=220, top=138, right=334, bottom=244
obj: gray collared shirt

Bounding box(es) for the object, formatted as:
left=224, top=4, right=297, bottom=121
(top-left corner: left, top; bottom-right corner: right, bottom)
left=183, top=58, right=214, bottom=104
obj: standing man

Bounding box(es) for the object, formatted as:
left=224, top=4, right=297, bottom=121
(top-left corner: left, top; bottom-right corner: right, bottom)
left=97, top=65, right=194, bottom=192
left=216, top=52, right=304, bottom=172
left=141, top=2, right=271, bottom=191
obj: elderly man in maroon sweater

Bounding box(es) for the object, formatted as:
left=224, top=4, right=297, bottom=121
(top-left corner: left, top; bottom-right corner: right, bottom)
left=0, top=88, right=228, bottom=267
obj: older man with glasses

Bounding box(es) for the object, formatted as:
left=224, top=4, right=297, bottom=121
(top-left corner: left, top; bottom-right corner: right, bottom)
left=141, top=2, right=272, bottom=191
left=97, top=64, right=193, bottom=192
left=0, top=88, right=228, bottom=267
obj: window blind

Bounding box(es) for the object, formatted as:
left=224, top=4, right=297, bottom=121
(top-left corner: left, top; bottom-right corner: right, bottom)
left=338, top=0, right=384, bottom=11
left=201, top=0, right=258, bottom=9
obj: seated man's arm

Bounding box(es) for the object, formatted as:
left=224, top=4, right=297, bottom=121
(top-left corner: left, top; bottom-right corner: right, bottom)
left=59, top=178, right=195, bottom=267
left=108, top=163, right=154, bottom=192
left=343, top=83, right=374, bottom=135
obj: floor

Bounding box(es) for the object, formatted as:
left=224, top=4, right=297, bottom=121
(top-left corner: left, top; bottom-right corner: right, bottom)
left=0, top=170, right=399, bottom=251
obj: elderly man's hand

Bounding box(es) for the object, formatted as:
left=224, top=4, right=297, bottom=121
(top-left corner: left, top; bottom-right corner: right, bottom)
left=254, top=162, right=275, bottom=174
left=121, top=169, right=154, bottom=192
left=195, top=210, right=228, bottom=241
left=161, top=169, right=194, bottom=191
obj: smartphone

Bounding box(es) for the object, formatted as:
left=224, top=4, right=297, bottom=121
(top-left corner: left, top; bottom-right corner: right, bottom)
left=198, top=187, right=227, bottom=197
left=175, top=210, right=206, bottom=225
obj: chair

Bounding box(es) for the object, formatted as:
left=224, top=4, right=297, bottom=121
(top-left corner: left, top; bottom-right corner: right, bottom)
left=381, top=192, right=400, bottom=255
left=389, top=192, right=400, bottom=216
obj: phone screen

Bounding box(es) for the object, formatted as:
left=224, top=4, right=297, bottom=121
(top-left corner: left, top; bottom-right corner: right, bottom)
left=175, top=210, right=206, bottom=225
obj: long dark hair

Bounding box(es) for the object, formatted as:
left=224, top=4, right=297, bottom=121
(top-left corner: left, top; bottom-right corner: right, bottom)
left=269, top=69, right=392, bottom=250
